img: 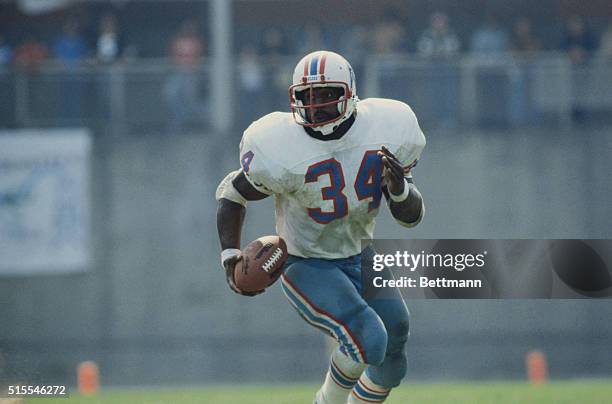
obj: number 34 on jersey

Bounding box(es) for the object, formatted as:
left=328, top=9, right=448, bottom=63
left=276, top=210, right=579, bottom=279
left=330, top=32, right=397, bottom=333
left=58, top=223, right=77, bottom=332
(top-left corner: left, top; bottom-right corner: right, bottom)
left=303, top=151, right=384, bottom=224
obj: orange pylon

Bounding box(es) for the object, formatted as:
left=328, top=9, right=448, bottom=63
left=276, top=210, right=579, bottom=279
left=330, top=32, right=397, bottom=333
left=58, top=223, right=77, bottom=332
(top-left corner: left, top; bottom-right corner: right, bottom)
left=77, top=361, right=100, bottom=395
left=526, top=350, right=548, bottom=384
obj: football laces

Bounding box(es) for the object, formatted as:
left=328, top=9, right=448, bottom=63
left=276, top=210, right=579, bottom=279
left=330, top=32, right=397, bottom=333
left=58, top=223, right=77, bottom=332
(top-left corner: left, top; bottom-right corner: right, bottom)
left=262, top=248, right=283, bottom=273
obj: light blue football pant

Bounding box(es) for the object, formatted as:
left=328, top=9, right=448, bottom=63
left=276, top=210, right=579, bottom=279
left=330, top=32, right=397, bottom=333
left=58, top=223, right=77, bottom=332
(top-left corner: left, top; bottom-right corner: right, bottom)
left=280, top=247, right=410, bottom=388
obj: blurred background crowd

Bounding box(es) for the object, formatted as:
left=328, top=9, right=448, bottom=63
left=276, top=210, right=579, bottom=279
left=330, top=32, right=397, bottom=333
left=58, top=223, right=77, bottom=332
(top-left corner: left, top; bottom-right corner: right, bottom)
left=1, top=0, right=612, bottom=134
left=2, top=2, right=612, bottom=69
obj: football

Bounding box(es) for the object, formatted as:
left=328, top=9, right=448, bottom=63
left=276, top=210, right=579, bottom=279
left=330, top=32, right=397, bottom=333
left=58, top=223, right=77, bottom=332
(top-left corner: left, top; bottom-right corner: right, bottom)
left=234, top=235, right=288, bottom=292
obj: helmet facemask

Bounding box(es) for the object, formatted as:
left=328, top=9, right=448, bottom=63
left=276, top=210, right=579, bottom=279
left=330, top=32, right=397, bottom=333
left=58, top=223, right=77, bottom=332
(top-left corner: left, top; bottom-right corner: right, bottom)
left=289, top=81, right=353, bottom=136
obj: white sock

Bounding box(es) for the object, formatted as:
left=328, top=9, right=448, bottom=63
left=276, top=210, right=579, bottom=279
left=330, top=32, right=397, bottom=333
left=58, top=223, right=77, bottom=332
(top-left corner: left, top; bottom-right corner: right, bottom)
left=348, top=371, right=391, bottom=403
left=314, top=347, right=366, bottom=404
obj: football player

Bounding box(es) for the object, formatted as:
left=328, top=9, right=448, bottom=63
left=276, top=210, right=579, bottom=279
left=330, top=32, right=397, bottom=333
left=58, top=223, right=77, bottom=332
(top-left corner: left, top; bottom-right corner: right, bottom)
left=216, top=51, right=426, bottom=404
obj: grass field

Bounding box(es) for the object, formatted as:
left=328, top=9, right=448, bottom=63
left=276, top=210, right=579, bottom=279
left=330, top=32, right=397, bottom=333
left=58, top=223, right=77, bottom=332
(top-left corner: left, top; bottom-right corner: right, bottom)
left=23, top=380, right=612, bottom=404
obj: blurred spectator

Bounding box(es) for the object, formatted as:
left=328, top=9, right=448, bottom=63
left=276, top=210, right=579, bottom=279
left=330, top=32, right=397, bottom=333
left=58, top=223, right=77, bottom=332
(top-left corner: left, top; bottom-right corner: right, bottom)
left=298, top=25, right=329, bottom=56
left=14, top=36, right=48, bottom=69
left=372, top=12, right=405, bottom=55
left=170, top=20, right=203, bottom=67
left=259, top=27, right=290, bottom=111
left=509, top=18, right=542, bottom=127
left=53, top=20, right=87, bottom=123
left=261, top=27, right=289, bottom=58
left=0, top=34, right=13, bottom=66
left=0, top=34, right=14, bottom=128
left=338, top=25, right=368, bottom=62
left=96, top=13, right=123, bottom=122
left=238, top=45, right=265, bottom=129
left=561, top=16, right=596, bottom=123
left=511, top=17, right=541, bottom=54
left=598, top=19, right=612, bottom=59
left=53, top=20, right=86, bottom=68
left=163, top=20, right=204, bottom=134
left=561, top=16, right=596, bottom=65
left=470, top=14, right=511, bottom=128
left=416, top=12, right=460, bottom=59
left=470, top=14, right=509, bottom=56
left=97, top=13, right=122, bottom=64
left=417, top=12, right=460, bottom=130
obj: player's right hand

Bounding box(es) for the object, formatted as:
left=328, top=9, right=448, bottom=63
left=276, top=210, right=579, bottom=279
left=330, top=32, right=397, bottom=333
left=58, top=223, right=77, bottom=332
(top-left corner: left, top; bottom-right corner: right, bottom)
left=222, top=255, right=265, bottom=297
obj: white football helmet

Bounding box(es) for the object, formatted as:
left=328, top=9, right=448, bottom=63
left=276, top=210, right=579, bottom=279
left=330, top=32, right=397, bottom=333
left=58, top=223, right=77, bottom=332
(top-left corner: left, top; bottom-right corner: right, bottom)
left=289, top=51, right=358, bottom=136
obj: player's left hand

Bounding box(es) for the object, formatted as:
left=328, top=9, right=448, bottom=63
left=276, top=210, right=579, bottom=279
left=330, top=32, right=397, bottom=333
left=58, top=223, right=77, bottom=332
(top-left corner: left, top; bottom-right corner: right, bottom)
left=378, top=145, right=405, bottom=196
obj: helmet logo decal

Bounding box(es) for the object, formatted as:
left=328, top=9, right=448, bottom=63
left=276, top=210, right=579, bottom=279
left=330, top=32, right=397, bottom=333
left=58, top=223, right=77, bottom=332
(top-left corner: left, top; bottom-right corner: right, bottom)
left=305, top=75, right=322, bottom=82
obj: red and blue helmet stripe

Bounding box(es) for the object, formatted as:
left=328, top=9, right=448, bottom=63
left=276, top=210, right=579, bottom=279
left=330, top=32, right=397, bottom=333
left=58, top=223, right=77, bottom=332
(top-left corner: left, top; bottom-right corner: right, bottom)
left=303, top=52, right=328, bottom=78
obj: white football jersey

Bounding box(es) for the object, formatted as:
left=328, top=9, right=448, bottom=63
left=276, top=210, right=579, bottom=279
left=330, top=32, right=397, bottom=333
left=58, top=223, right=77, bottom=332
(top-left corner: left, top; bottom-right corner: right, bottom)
left=239, top=98, right=426, bottom=259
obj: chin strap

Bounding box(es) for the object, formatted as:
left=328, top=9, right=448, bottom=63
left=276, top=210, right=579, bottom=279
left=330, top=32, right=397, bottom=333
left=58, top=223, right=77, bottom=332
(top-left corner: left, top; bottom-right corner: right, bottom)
left=304, top=113, right=356, bottom=141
